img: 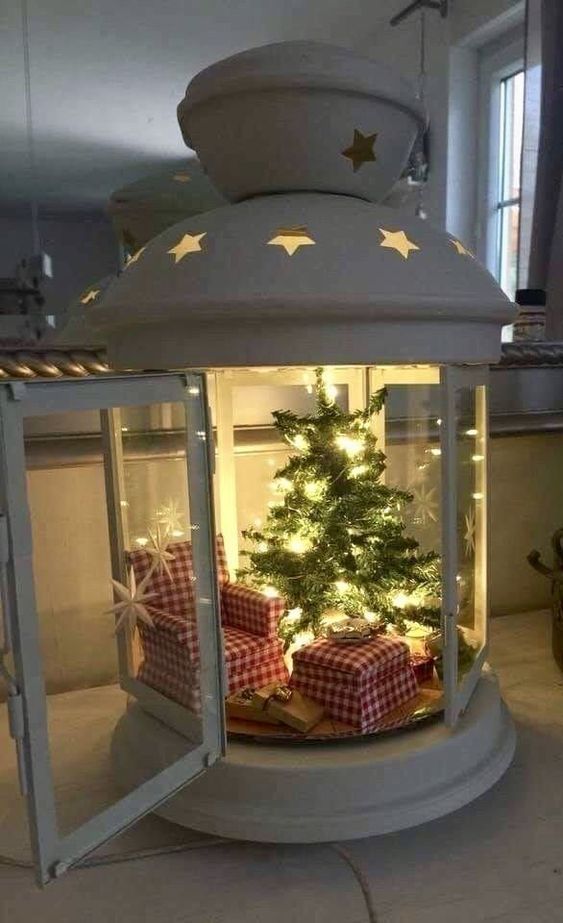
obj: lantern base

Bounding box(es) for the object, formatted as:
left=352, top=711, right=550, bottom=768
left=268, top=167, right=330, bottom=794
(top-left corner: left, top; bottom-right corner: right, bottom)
left=111, top=670, right=515, bottom=842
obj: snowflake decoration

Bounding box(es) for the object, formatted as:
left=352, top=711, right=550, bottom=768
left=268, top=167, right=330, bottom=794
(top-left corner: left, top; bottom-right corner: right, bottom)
left=106, top=568, right=158, bottom=634
left=145, top=523, right=175, bottom=580
left=411, top=484, right=438, bottom=525
left=157, top=498, right=185, bottom=536
left=464, top=507, right=476, bottom=558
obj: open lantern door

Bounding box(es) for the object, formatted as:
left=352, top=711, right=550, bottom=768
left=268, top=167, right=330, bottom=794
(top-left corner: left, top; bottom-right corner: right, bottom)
left=0, top=371, right=226, bottom=886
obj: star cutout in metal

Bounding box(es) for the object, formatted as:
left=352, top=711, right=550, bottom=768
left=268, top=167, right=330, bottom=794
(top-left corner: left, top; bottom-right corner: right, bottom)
left=379, top=228, right=420, bottom=260
left=145, top=523, right=175, bottom=580
left=80, top=289, right=100, bottom=305
left=167, top=233, right=207, bottom=263
left=451, top=239, right=473, bottom=257
left=106, top=568, right=157, bottom=635
left=267, top=226, right=316, bottom=256
left=125, top=246, right=146, bottom=268
left=342, top=129, right=378, bottom=172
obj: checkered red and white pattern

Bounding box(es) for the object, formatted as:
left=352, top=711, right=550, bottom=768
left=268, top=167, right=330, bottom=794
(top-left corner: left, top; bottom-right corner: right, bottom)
left=410, top=653, right=435, bottom=685
left=126, top=535, right=287, bottom=709
left=290, top=636, right=418, bottom=732
left=222, top=583, right=284, bottom=638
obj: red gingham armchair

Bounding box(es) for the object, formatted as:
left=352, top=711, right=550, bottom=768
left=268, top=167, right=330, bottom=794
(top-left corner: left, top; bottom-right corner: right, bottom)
left=127, top=536, right=289, bottom=711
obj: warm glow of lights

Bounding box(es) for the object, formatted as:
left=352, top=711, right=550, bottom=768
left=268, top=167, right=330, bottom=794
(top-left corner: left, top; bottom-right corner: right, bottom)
left=171, top=529, right=184, bottom=537
left=472, top=454, right=484, bottom=462
left=262, top=586, right=279, bottom=598
left=267, top=458, right=276, bottom=467
left=285, top=607, right=303, bottom=623
left=472, top=492, right=484, bottom=500
left=465, top=428, right=478, bottom=437
left=267, top=499, right=282, bottom=509
left=392, top=592, right=410, bottom=609
left=326, top=384, right=338, bottom=401
left=286, top=535, right=311, bottom=554
left=335, top=434, right=364, bottom=457
left=436, top=418, right=442, bottom=426
left=288, top=434, right=308, bottom=451
left=121, top=426, right=129, bottom=433
left=293, top=629, right=315, bottom=650
left=350, top=464, right=367, bottom=478
left=429, top=447, right=441, bottom=457
left=257, top=542, right=269, bottom=552
left=363, top=610, right=378, bottom=623
left=135, top=537, right=149, bottom=547
left=305, top=384, right=313, bottom=394
left=334, top=580, right=350, bottom=593
left=187, top=386, right=200, bottom=396
left=303, top=479, right=324, bottom=500
left=120, top=500, right=129, bottom=508
left=253, top=517, right=263, bottom=528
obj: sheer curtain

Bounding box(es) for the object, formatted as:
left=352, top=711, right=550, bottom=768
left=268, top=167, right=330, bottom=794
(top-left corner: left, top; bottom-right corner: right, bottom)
left=526, top=0, right=563, bottom=337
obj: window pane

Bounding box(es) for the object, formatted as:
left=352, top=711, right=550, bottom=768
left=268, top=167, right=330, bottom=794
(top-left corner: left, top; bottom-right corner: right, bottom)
left=498, top=203, right=520, bottom=299
left=500, top=70, right=524, bottom=203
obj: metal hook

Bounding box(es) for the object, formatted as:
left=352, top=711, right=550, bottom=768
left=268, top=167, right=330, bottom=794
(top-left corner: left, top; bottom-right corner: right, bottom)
left=390, top=0, right=448, bottom=28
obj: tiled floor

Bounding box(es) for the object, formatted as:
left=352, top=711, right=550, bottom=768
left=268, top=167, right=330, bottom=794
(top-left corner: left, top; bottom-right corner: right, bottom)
left=1, top=610, right=563, bottom=922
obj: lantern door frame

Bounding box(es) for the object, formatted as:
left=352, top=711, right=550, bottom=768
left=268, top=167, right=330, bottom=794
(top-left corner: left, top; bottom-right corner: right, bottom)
left=441, top=365, right=490, bottom=727
left=0, top=372, right=226, bottom=886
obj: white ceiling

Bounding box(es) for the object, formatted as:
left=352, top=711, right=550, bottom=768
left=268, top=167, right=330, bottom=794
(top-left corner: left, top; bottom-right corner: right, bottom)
left=1, top=0, right=403, bottom=209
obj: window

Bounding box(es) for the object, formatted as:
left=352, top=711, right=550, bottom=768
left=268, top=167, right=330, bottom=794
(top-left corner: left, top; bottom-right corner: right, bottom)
left=495, top=70, right=524, bottom=299
left=477, top=30, right=525, bottom=318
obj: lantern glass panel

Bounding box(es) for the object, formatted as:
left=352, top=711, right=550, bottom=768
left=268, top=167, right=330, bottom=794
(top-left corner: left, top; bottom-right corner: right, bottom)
left=454, top=383, right=488, bottom=686
left=22, top=398, right=208, bottom=838
left=211, top=365, right=446, bottom=738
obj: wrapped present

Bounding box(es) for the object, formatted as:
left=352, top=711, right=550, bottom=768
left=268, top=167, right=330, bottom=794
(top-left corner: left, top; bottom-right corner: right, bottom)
left=226, top=687, right=282, bottom=725
left=290, top=635, right=418, bottom=732
left=251, top=682, right=325, bottom=733
left=410, top=652, right=435, bottom=685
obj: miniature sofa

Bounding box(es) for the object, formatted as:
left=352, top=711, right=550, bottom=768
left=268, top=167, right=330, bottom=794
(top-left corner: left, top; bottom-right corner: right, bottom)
left=127, top=536, right=289, bottom=711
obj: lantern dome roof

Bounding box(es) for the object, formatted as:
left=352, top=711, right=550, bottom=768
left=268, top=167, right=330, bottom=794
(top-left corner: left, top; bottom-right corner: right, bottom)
left=178, top=41, right=425, bottom=204
left=93, top=191, right=515, bottom=368
left=108, top=163, right=225, bottom=253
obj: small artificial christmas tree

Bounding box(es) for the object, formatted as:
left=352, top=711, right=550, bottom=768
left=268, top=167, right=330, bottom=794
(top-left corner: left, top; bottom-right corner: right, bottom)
left=239, top=369, right=441, bottom=648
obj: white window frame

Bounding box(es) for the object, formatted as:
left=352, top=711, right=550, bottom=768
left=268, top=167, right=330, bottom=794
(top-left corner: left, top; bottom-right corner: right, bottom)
left=476, top=31, right=525, bottom=288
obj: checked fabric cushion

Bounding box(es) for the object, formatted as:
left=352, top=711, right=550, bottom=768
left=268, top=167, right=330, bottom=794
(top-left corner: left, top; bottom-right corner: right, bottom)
left=291, top=635, right=418, bottom=732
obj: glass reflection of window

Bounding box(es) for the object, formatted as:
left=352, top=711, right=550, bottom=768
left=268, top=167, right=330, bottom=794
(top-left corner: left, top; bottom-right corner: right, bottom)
left=496, top=70, right=524, bottom=299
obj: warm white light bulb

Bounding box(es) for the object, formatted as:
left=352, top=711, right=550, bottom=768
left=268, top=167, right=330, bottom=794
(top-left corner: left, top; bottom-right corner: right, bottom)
left=335, top=433, right=364, bottom=457
left=287, top=535, right=310, bottom=554
left=135, top=536, right=148, bottom=547
left=334, top=580, right=350, bottom=593
left=472, top=454, right=484, bottom=462
left=350, top=464, right=367, bottom=478
left=262, top=585, right=279, bottom=598
left=465, top=428, right=478, bottom=437
left=303, top=479, right=324, bottom=500
left=429, top=447, right=441, bottom=457
left=392, top=592, right=410, bottom=609
left=289, top=434, right=308, bottom=451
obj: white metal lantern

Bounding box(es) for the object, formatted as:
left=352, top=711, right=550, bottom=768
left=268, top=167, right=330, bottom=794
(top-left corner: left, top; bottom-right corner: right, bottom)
left=91, top=41, right=517, bottom=842
left=0, top=43, right=518, bottom=881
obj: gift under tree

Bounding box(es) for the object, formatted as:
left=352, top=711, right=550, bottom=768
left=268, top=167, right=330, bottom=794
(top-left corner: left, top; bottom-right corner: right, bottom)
left=239, top=368, right=441, bottom=649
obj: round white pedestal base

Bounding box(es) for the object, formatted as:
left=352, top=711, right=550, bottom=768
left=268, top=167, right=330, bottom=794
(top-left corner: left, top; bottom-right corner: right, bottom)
left=112, top=671, right=515, bottom=842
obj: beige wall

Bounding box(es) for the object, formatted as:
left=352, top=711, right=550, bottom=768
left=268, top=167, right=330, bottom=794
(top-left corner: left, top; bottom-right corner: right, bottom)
left=490, top=433, right=562, bottom=616
left=27, top=465, right=118, bottom=695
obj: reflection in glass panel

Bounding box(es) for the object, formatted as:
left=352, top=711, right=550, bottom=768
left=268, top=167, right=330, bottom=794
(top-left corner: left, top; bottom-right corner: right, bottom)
left=23, top=401, right=204, bottom=837
left=455, top=385, right=487, bottom=686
